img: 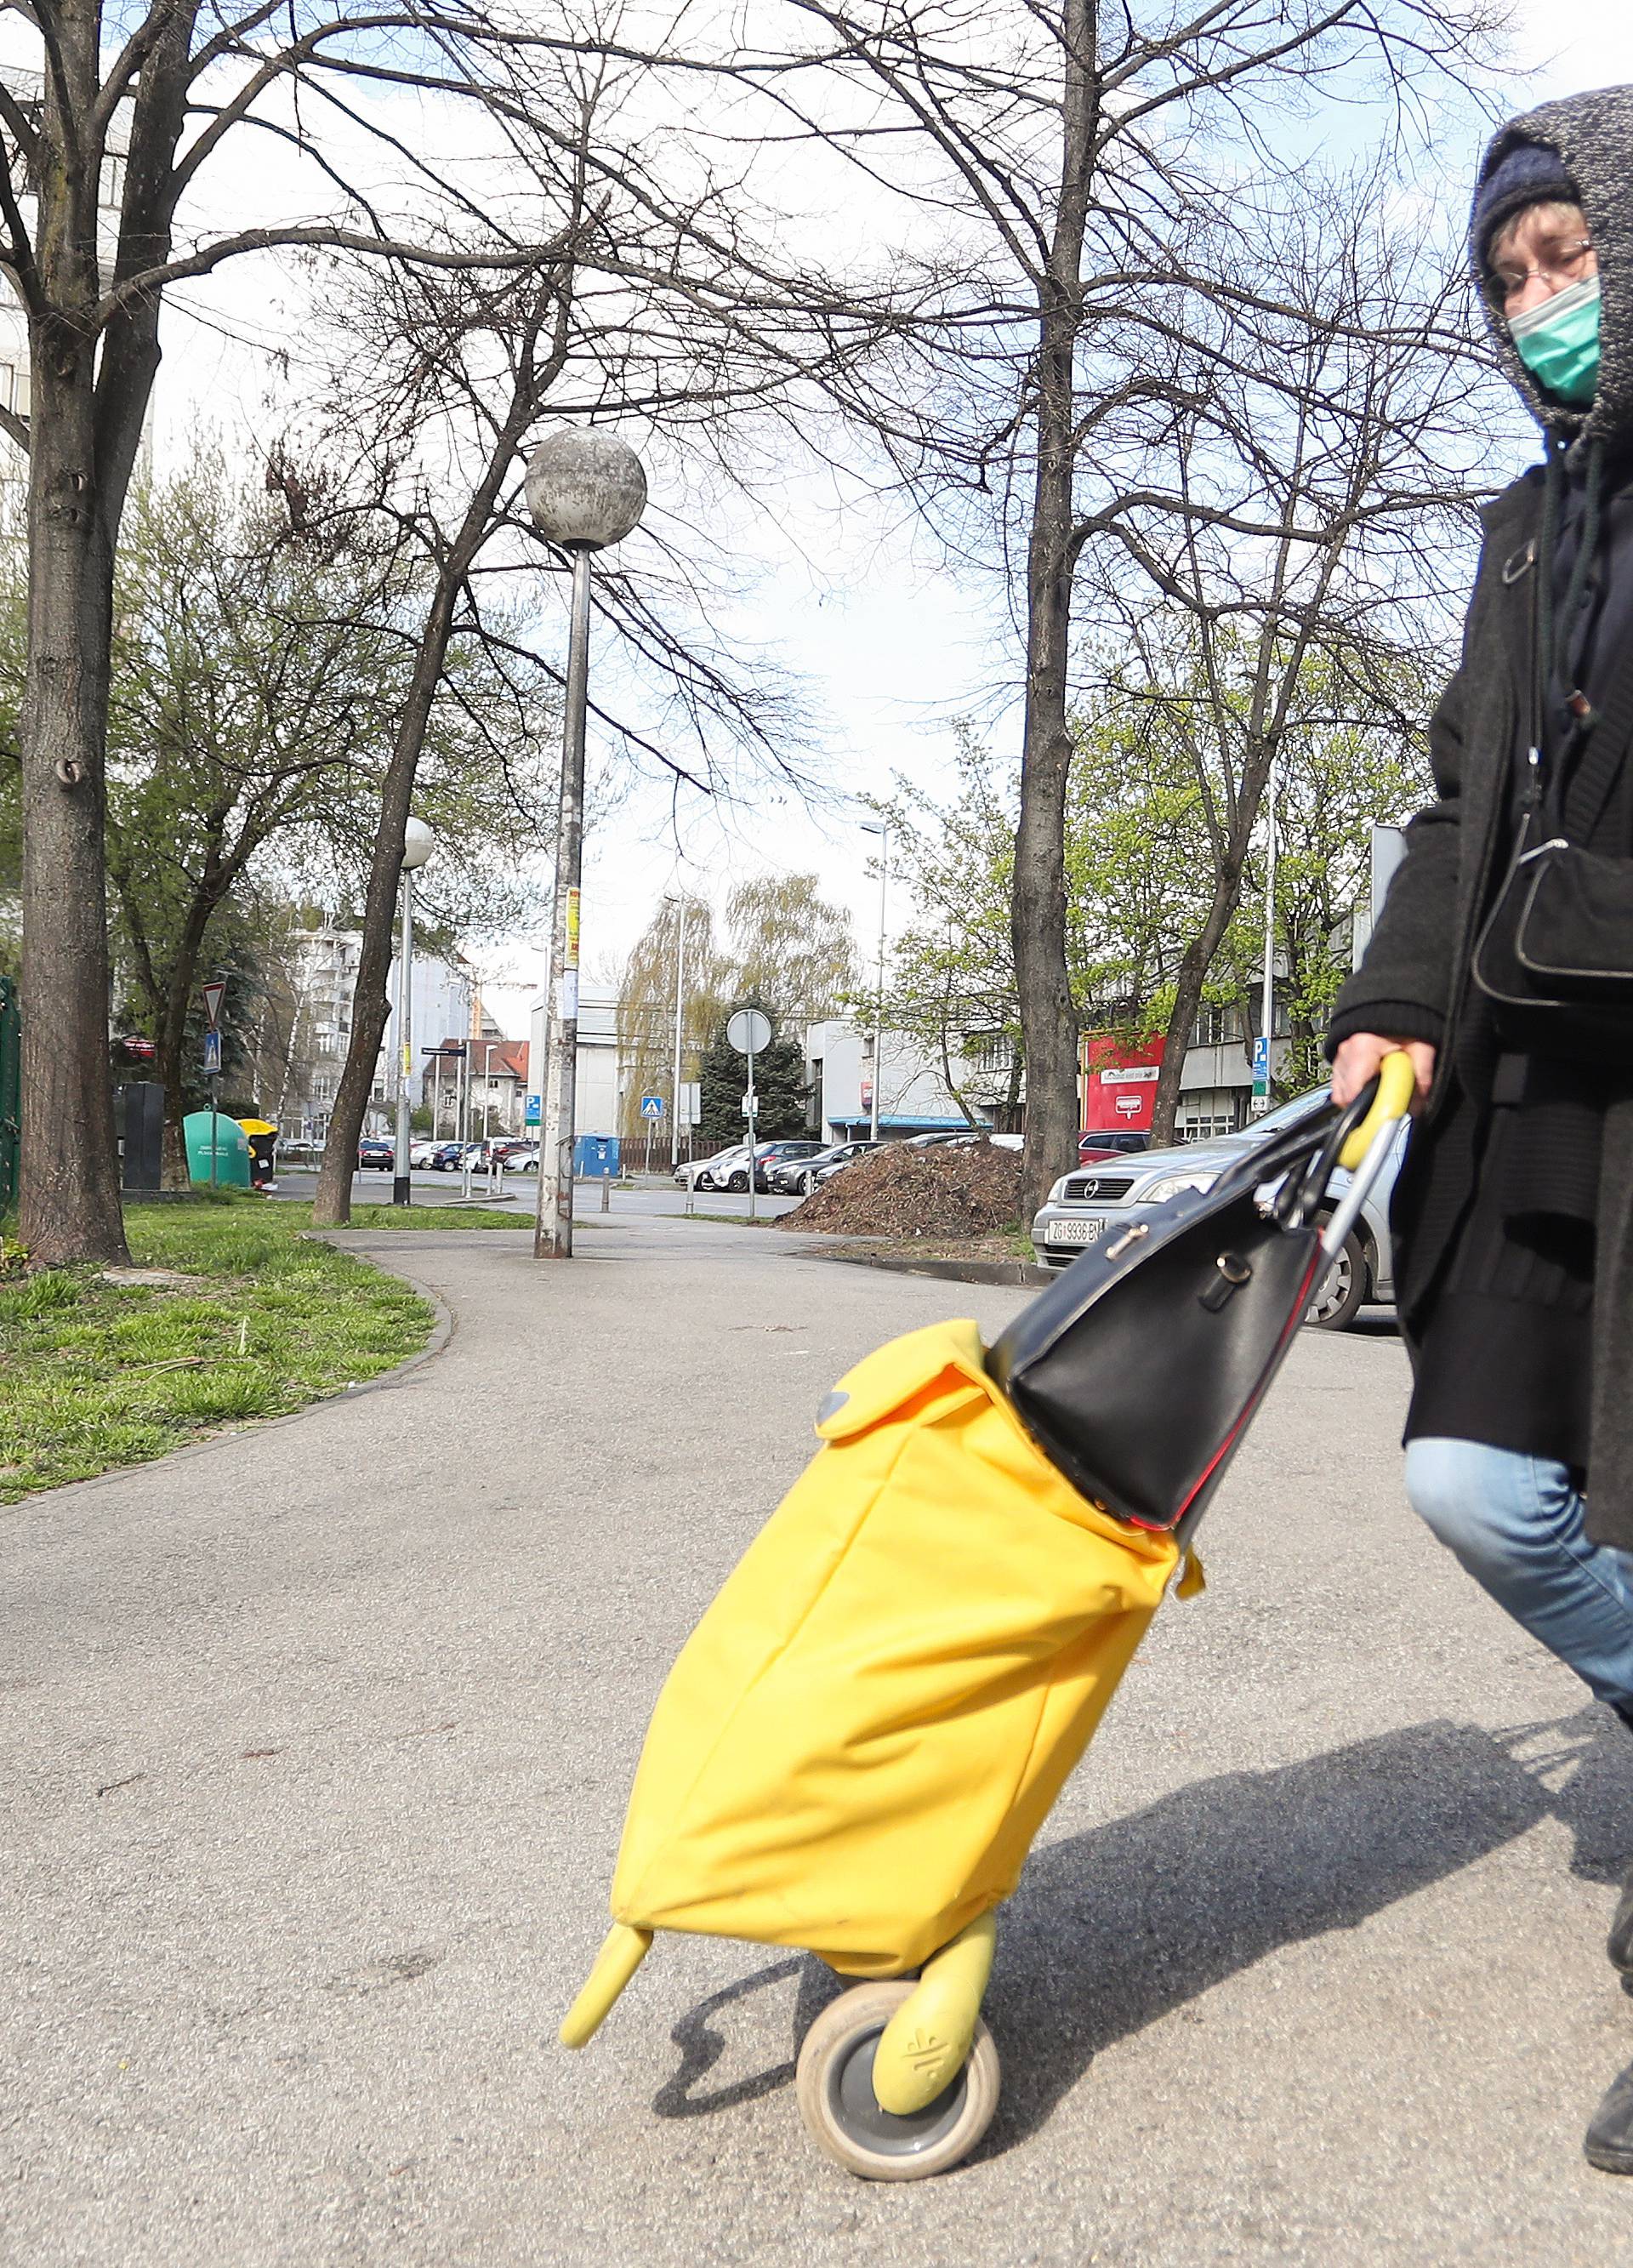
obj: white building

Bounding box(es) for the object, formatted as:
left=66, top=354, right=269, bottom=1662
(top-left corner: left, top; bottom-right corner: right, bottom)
left=803, top=1020, right=984, bottom=1144
left=526, top=989, right=624, bottom=1170
left=276, top=919, right=486, bottom=1143
left=376, top=949, right=478, bottom=1133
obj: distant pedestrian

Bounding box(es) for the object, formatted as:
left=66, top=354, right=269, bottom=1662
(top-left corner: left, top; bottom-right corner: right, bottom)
left=1329, top=86, right=1633, bottom=2175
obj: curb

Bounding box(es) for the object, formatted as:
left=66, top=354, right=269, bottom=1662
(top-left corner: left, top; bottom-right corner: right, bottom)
left=805, top=1246, right=1052, bottom=1289
left=13, top=1246, right=455, bottom=1506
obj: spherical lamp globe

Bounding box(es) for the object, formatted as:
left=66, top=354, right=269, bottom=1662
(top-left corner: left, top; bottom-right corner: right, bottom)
left=524, top=429, right=647, bottom=552
left=401, top=816, right=435, bottom=873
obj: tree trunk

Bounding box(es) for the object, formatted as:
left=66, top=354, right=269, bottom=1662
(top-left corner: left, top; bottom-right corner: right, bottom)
left=18, top=325, right=128, bottom=1264
left=310, top=584, right=464, bottom=1227
left=1013, top=0, right=1095, bottom=1225
left=14, top=0, right=189, bottom=1263
left=309, top=287, right=563, bottom=1228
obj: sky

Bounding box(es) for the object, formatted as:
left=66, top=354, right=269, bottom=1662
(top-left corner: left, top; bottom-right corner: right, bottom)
left=530, top=0, right=1633, bottom=1042
left=9, top=1, right=1631, bottom=1041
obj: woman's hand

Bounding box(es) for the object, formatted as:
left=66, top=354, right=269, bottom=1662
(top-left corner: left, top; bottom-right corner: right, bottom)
left=1331, top=1033, right=1437, bottom=1113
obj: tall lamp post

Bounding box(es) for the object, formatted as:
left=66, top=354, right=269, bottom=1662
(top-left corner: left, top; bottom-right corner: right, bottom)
left=525, top=429, right=648, bottom=1260
left=860, top=818, right=889, bottom=1143
left=391, top=816, right=435, bottom=1206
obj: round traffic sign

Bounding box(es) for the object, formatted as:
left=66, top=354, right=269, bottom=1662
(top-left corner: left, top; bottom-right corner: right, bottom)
left=725, top=1007, right=772, bottom=1055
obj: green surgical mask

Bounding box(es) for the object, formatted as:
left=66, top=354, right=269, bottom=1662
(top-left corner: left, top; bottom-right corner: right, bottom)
left=1509, top=276, right=1602, bottom=407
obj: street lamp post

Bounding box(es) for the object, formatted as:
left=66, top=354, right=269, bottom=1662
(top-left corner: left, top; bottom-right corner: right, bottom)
left=525, top=429, right=648, bottom=1260
left=391, top=817, right=435, bottom=1206
left=860, top=818, right=889, bottom=1143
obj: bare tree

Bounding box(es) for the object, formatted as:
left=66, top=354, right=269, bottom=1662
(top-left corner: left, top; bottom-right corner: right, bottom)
left=285, top=25, right=913, bottom=1224
left=752, top=0, right=1511, bottom=1213
left=0, top=1, right=602, bottom=1262
left=1086, top=178, right=1504, bottom=1138
left=615, top=896, right=729, bottom=1148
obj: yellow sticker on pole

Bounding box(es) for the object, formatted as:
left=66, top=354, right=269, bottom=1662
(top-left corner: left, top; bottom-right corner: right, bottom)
left=566, top=886, right=581, bottom=970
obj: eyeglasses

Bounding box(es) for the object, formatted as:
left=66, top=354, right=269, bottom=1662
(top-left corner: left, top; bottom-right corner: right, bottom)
left=1492, top=238, right=1595, bottom=307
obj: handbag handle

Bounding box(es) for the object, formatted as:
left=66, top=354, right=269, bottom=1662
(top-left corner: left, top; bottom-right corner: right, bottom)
left=1272, top=1084, right=1374, bottom=1231
left=1270, top=1052, right=1414, bottom=1232
left=1335, top=1051, right=1416, bottom=1171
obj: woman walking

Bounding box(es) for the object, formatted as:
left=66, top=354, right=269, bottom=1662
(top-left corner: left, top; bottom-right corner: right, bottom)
left=1329, top=86, right=1633, bottom=2174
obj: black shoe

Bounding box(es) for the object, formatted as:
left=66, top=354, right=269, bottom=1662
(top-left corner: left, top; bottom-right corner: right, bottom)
left=1587, top=2059, right=1633, bottom=2174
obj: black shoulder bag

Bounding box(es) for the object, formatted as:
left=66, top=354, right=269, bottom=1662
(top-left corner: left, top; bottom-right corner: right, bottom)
left=1471, top=561, right=1633, bottom=1057
left=987, top=1086, right=1382, bottom=1536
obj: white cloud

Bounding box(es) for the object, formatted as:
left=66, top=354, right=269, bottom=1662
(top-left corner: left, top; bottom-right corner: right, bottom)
left=1509, top=1, right=1633, bottom=91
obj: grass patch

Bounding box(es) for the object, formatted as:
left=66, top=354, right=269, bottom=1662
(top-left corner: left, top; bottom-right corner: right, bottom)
left=286, top=1202, right=526, bottom=1231
left=0, top=1194, right=435, bottom=1504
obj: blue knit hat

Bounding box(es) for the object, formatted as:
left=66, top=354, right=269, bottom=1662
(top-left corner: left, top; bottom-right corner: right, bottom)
left=1473, top=141, right=1580, bottom=269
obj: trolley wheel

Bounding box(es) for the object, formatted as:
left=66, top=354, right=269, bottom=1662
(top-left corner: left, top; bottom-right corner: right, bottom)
left=1306, top=1222, right=1368, bottom=1331
left=795, top=1980, right=1000, bottom=2181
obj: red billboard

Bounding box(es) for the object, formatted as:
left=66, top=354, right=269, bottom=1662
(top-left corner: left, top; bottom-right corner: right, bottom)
left=1079, top=1032, right=1165, bottom=1134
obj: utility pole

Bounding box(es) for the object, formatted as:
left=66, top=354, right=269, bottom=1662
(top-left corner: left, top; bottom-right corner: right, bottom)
left=1254, top=761, right=1278, bottom=1119
left=524, top=430, right=648, bottom=1260
left=860, top=819, right=889, bottom=1142
left=665, top=895, right=691, bottom=1171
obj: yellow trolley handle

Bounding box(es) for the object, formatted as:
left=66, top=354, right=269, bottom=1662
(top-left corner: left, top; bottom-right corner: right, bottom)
left=1336, top=1050, right=1417, bottom=1174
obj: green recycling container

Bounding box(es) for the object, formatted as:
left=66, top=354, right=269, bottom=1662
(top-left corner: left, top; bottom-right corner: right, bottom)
left=183, top=1110, right=252, bottom=1188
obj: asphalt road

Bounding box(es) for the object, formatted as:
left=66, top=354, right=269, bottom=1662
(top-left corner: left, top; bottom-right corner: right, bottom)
left=265, top=1169, right=802, bottom=1221
left=6, top=1211, right=1633, bottom=2264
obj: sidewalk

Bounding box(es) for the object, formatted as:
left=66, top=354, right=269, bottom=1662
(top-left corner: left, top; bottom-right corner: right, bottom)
left=4, top=1210, right=1633, bottom=2264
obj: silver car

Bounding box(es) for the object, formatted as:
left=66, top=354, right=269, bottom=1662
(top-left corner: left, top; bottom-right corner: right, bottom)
left=1030, top=1088, right=1404, bottom=1331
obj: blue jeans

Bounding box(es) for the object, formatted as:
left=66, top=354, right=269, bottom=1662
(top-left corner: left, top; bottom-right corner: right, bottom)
left=1404, top=1438, right=1633, bottom=1712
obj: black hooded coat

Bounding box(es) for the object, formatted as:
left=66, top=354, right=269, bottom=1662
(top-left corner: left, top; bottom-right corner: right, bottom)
left=1327, top=83, right=1633, bottom=1551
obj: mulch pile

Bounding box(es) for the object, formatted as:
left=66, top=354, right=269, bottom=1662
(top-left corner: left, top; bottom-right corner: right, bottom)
left=777, top=1139, right=1023, bottom=1239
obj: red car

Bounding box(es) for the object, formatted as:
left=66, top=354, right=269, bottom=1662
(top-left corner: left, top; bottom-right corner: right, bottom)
left=1077, top=1130, right=1152, bottom=1165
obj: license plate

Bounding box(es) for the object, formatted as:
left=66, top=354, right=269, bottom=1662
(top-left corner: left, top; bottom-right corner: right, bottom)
left=1049, top=1216, right=1107, bottom=1245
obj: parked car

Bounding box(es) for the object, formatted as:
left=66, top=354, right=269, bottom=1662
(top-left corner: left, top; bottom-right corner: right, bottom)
left=710, top=1140, right=799, bottom=1194
left=903, top=1129, right=1025, bottom=1152
left=357, top=1137, right=395, bottom=1171
left=1030, top=1086, right=1405, bottom=1331
left=428, top=1142, right=468, bottom=1171
left=503, top=1145, right=540, bottom=1173
left=1077, top=1129, right=1152, bottom=1163
left=772, top=1139, right=883, bottom=1195
left=409, top=1139, right=442, bottom=1168
left=684, top=1144, right=750, bottom=1192
left=810, top=1143, right=890, bottom=1190
left=751, top=1138, right=826, bottom=1192
left=463, top=1137, right=529, bottom=1171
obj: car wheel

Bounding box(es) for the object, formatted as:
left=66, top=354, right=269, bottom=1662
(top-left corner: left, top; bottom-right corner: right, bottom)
left=727, top=1170, right=748, bottom=1192
left=1306, top=1226, right=1368, bottom=1331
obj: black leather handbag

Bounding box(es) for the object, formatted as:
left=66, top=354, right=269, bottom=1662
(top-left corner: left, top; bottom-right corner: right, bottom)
left=1470, top=556, right=1633, bottom=1057
left=987, top=1088, right=1382, bottom=1537
left=1471, top=815, right=1633, bottom=1056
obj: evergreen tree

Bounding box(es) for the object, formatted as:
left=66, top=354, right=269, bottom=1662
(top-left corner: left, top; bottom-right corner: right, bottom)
left=697, top=1003, right=811, bottom=1145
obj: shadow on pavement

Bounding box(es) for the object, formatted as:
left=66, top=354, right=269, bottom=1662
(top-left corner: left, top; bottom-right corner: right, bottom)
left=651, top=1708, right=1633, bottom=2153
